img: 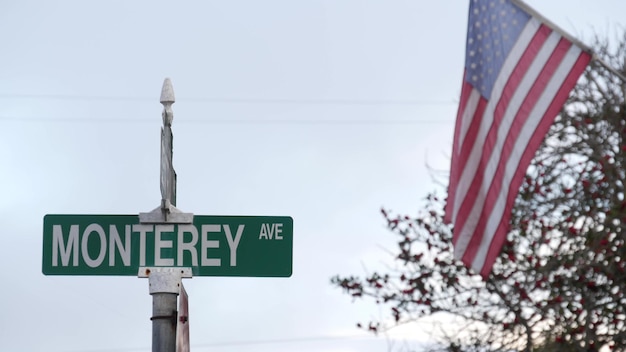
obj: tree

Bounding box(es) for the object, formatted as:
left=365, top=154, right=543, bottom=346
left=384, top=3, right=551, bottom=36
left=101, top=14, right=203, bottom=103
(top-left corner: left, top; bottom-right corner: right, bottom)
left=331, top=34, right=626, bottom=352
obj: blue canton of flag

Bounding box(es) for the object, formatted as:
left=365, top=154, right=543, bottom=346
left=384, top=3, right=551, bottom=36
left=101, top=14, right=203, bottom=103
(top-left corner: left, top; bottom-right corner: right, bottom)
left=466, top=0, right=529, bottom=98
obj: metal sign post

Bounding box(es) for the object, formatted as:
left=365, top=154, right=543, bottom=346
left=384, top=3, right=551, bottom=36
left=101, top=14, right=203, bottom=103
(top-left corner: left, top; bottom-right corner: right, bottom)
left=139, top=78, right=193, bottom=352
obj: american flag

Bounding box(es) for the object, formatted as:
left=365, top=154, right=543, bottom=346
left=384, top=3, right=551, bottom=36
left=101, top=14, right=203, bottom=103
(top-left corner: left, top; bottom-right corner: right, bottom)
left=445, top=0, right=591, bottom=277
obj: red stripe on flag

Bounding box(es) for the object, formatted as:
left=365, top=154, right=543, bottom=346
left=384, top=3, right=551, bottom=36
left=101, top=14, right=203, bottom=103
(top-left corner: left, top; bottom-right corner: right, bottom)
left=445, top=77, right=474, bottom=223
left=479, top=51, right=591, bottom=276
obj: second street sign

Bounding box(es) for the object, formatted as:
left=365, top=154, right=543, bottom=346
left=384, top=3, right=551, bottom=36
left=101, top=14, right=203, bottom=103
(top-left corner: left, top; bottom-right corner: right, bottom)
left=42, top=214, right=293, bottom=277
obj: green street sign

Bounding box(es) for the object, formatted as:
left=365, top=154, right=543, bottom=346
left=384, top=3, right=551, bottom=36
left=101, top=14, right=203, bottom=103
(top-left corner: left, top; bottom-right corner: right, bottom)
left=42, top=214, right=293, bottom=277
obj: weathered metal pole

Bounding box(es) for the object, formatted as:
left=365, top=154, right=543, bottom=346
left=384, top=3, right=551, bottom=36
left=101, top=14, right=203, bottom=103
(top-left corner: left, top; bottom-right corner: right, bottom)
left=150, top=269, right=180, bottom=352
left=138, top=78, right=193, bottom=352
left=153, top=78, right=179, bottom=352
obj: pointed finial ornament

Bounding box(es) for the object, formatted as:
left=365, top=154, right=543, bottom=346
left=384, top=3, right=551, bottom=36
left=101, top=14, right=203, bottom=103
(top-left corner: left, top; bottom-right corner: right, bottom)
left=160, top=78, right=175, bottom=126
left=160, top=78, right=175, bottom=104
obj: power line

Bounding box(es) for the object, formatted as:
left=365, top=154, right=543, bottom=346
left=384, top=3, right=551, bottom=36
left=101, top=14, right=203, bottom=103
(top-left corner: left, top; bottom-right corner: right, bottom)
left=0, top=116, right=454, bottom=125
left=193, top=334, right=385, bottom=348
left=64, top=332, right=422, bottom=352
left=0, top=93, right=456, bottom=106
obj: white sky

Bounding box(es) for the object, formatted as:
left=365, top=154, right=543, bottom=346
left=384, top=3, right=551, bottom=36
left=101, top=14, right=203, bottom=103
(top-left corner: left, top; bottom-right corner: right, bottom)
left=1, top=1, right=625, bottom=351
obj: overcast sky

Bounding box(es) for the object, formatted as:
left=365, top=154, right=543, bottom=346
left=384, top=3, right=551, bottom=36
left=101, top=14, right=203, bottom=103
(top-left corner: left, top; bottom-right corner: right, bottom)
left=1, top=1, right=625, bottom=351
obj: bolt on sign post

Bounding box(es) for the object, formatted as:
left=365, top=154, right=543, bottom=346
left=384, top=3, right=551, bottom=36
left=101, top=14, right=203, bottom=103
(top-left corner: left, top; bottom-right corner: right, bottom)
left=41, top=78, right=294, bottom=352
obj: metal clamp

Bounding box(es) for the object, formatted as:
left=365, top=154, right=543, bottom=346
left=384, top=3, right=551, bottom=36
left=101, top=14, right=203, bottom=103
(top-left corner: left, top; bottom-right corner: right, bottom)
left=150, top=310, right=178, bottom=327
left=139, top=267, right=193, bottom=294
left=138, top=200, right=194, bottom=224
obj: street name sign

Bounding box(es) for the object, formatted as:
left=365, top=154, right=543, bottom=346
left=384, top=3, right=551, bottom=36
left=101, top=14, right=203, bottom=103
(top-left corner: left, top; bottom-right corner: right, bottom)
left=42, top=214, right=293, bottom=277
